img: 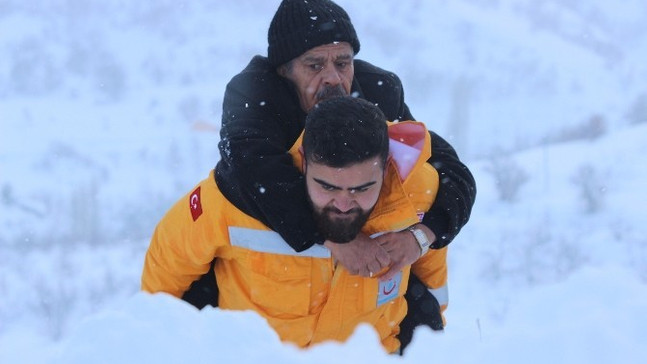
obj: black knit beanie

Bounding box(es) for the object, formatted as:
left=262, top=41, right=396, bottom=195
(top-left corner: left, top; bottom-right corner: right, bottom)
left=267, top=0, right=361, bottom=67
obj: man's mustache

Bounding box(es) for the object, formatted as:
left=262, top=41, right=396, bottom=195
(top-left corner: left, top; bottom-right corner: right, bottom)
left=316, top=85, right=348, bottom=102
left=323, top=206, right=361, bottom=216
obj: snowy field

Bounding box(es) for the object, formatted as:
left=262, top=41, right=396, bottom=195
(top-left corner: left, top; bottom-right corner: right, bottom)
left=1, top=0, right=646, bottom=363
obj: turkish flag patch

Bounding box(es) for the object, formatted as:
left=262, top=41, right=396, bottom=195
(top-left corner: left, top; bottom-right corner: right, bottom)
left=189, top=187, right=203, bottom=221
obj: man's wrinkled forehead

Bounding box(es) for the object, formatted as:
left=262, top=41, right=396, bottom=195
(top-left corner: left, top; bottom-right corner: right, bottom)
left=300, top=53, right=353, bottom=65
left=298, top=43, right=354, bottom=62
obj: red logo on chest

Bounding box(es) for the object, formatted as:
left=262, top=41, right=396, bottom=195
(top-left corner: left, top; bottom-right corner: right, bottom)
left=189, top=187, right=203, bottom=221
left=382, top=280, right=397, bottom=295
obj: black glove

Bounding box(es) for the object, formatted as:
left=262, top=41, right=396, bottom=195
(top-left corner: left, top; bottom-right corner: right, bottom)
left=181, top=260, right=219, bottom=309
left=398, top=274, right=444, bottom=354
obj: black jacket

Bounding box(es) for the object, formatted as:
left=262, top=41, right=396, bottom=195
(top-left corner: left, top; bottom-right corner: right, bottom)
left=215, top=56, right=475, bottom=251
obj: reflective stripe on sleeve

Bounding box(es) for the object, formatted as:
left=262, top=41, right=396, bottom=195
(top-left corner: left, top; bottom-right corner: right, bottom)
left=228, top=226, right=331, bottom=258
left=429, top=285, right=448, bottom=307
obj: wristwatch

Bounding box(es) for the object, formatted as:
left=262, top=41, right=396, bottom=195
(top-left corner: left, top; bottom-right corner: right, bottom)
left=408, top=226, right=431, bottom=257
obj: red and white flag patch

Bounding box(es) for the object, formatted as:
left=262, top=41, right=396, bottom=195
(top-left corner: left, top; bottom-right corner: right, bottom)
left=189, top=187, right=203, bottom=221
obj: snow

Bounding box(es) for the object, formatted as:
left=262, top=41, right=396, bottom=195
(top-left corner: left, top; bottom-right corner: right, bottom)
left=1, top=0, right=647, bottom=363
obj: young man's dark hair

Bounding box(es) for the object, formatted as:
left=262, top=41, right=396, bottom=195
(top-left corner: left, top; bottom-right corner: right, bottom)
left=303, top=97, right=389, bottom=168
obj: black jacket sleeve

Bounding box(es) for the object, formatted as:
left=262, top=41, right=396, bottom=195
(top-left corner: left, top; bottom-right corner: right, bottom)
left=423, top=131, right=476, bottom=248
left=215, top=56, right=324, bottom=252
left=352, top=60, right=414, bottom=122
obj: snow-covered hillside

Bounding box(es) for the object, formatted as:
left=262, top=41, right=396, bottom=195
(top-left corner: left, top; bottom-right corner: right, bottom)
left=1, top=0, right=646, bottom=363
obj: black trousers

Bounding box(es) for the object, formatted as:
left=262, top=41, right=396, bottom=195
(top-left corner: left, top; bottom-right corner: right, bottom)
left=181, top=261, right=443, bottom=353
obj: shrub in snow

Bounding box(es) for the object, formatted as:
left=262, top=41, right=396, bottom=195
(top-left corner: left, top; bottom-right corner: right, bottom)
left=571, top=164, right=606, bottom=214
left=544, top=114, right=607, bottom=145
left=485, top=156, right=529, bottom=203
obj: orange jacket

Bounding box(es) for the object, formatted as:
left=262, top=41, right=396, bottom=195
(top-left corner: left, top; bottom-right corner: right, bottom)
left=142, top=121, right=447, bottom=353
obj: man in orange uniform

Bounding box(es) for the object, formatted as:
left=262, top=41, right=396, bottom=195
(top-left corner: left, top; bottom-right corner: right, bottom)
left=142, top=97, right=447, bottom=354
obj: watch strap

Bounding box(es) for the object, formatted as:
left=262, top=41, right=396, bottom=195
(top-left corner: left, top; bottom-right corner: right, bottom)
left=408, top=226, right=431, bottom=256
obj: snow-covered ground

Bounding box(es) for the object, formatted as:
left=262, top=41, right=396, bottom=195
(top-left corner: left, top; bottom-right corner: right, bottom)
left=1, top=0, right=646, bottom=363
